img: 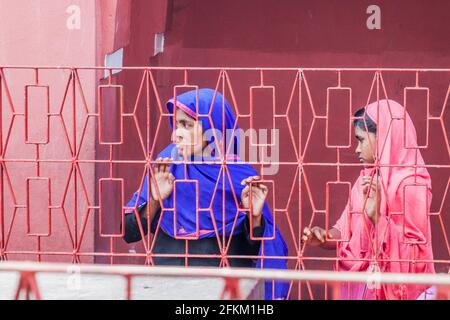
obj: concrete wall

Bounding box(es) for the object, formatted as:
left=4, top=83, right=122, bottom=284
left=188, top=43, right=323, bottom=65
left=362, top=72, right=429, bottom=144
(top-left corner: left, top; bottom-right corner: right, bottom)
left=0, top=0, right=448, bottom=299
left=0, top=0, right=97, bottom=262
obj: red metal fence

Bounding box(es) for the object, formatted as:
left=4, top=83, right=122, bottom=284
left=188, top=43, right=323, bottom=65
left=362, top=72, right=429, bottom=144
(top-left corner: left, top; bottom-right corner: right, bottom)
left=0, top=67, right=449, bottom=299
left=1, top=261, right=449, bottom=300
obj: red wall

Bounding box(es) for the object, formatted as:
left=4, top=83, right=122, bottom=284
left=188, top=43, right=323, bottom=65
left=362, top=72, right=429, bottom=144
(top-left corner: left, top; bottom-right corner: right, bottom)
left=0, top=0, right=448, bottom=299
left=0, top=0, right=97, bottom=263
left=98, top=0, right=450, bottom=298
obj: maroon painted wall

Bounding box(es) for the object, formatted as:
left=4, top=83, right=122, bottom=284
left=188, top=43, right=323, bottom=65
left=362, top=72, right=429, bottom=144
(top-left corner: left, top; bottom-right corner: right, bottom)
left=94, top=0, right=449, bottom=298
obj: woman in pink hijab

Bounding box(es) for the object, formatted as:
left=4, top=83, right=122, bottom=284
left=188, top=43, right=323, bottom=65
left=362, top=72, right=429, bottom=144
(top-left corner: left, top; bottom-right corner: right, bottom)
left=302, top=99, right=435, bottom=300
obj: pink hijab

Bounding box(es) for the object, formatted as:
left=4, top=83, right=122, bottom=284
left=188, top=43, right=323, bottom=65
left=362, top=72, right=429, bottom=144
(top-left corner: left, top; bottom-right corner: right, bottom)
left=333, top=99, right=435, bottom=300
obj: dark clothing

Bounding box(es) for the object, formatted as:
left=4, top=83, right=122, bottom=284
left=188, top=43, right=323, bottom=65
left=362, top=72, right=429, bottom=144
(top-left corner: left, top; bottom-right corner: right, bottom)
left=122, top=207, right=264, bottom=267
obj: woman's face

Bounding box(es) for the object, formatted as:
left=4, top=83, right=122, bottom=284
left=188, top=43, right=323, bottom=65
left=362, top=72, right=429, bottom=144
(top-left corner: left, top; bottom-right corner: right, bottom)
left=173, top=108, right=206, bottom=158
left=354, top=125, right=376, bottom=165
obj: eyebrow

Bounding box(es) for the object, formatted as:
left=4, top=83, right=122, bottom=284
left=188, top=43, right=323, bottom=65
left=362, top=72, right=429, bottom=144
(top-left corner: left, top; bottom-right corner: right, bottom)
left=176, top=118, right=194, bottom=125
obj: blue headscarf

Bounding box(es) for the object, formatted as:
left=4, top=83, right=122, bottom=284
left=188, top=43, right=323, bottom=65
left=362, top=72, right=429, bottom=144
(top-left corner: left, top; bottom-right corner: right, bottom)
left=126, top=88, right=288, bottom=299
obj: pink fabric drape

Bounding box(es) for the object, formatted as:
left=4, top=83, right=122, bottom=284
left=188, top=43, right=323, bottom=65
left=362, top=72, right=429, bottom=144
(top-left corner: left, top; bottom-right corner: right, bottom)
left=333, top=99, right=435, bottom=300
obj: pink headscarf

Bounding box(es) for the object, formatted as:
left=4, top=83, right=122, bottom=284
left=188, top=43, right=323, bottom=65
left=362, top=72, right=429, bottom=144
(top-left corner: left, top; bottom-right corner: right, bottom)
left=333, top=99, right=435, bottom=300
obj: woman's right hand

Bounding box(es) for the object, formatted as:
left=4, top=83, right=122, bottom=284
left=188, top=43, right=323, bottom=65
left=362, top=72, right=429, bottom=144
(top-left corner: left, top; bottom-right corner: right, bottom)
left=150, top=158, right=175, bottom=201
left=301, top=226, right=333, bottom=246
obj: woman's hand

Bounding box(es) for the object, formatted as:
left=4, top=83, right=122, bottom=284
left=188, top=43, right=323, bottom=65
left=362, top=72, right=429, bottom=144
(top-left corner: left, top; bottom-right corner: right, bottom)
left=362, top=174, right=381, bottom=225
left=240, top=176, right=268, bottom=227
left=150, top=158, right=175, bottom=201
left=302, top=226, right=333, bottom=246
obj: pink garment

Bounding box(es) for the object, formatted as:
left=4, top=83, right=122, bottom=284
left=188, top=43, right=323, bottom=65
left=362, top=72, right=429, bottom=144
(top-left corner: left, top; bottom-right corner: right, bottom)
left=333, top=99, right=435, bottom=300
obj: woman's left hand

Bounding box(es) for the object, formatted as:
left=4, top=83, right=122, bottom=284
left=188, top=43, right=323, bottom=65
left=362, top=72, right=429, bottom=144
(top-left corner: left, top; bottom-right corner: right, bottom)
left=240, top=176, right=268, bottom=225
left=362, top=174, right=381, bottom=225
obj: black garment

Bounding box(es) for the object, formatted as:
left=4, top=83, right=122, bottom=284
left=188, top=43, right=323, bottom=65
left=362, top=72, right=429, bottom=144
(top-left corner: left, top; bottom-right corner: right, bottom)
left=122, top=207, right=264, bottom=267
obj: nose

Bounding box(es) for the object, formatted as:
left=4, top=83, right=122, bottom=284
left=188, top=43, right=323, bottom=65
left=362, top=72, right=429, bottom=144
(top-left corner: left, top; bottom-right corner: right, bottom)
left=355, top=143, right=361, bottom=155
left=173, top=129, right=183, bottom=144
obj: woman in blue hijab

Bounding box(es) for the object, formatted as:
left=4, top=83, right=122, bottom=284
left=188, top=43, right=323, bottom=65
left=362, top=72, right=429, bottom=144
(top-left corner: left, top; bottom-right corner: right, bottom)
left=123, top=88, right=288, bottom=299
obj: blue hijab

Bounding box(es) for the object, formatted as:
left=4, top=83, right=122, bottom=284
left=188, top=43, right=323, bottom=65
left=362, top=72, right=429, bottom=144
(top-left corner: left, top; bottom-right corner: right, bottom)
left=126, top=88, right=288, bottom=299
